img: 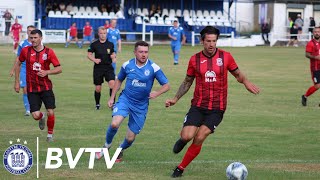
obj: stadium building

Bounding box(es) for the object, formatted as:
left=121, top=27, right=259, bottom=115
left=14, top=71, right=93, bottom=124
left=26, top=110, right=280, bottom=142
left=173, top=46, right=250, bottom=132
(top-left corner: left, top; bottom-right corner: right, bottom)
left=0, top=0, right=319, bottom=46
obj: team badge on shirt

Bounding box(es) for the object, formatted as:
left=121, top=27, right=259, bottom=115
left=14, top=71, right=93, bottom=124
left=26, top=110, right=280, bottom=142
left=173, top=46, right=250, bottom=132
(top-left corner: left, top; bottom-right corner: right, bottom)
left=216, top=58, right=223, bottom=66
left=42, top=53, right=47, bottom=61
left=144, top=69, right=150, bottom=76
left=33, top=62, right=41, bottom=71
left=107, top=49, right=110, bottom=54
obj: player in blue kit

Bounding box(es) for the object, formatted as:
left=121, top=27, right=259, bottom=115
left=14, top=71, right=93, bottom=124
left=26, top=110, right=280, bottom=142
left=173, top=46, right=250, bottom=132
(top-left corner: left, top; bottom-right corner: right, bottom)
left=107, top=19, right=122, bottom=74
left=168, top=20, right=186, bottom=65
left=10, top=25, right=36, bottom=116
left=95, top=41, right=170, bottom=161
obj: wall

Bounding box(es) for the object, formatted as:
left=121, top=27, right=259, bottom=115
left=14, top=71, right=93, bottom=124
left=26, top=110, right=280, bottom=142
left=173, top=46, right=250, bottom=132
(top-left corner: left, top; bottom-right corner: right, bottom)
left=0, top=0, right=35, bottom=32
left=230, top=1, right=254, bottom=33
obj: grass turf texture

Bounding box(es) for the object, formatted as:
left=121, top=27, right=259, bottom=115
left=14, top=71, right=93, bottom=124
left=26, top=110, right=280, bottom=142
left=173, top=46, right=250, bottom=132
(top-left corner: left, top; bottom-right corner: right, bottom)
left=0, top=44, right=319, bottom=179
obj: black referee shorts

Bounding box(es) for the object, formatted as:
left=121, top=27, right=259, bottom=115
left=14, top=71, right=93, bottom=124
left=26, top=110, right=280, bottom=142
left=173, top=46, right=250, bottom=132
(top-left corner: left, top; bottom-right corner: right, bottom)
left=28, top=90, right=56, bottom=113
left=93, top=65, right=115, bottom=85
left=183, top=106, right=224, bottom=133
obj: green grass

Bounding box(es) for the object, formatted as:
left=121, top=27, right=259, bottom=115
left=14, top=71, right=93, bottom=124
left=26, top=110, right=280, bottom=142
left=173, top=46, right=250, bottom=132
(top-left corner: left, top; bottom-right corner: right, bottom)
left=0, top=44, right=320, bottom=179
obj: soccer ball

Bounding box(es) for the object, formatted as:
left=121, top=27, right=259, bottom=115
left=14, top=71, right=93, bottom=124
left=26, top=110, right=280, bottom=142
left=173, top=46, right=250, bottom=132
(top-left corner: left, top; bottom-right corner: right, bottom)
left=226, top=162, right=248, bottom=180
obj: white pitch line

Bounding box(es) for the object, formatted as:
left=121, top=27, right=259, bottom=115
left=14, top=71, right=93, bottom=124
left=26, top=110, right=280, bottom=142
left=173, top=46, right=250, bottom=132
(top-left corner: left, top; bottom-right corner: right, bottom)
left=39, top=159, right=320, bottom=167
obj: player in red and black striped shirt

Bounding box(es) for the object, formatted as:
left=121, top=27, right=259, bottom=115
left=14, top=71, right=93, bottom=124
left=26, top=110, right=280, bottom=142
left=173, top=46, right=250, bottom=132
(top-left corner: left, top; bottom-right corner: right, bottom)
left=165, top=26, right=260, bottom=178
left=301, top=27, right=320, bottom=106
left=14, top=29, right=62, bottom=142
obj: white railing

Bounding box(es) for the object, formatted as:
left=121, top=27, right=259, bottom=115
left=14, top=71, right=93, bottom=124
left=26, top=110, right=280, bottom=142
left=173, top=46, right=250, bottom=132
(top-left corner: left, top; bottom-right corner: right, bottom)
left=191, top=31, right=234, bottom=46
left=270, top=31, right=312, bottom=46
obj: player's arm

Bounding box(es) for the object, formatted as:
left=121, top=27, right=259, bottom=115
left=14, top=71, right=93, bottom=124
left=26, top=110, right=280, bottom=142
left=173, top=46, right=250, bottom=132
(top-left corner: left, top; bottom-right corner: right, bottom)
left=87, top=52, right=101, bottom=64
left=306, top=52, right=320, bottom=60
left=230, top=69, right=260, bottom=94
left=38, top=66, right=62, bottom=77
left=9, top=56, right=20, bottom=76
left=182, top=34, right=186, bottom=45
left=117, top=39, right=122, bottom=53
left=14, top=60, right=22, bottom=93
left=165, top=75, right=194, bottom=107
left=149, top=83, right=170, bottom=99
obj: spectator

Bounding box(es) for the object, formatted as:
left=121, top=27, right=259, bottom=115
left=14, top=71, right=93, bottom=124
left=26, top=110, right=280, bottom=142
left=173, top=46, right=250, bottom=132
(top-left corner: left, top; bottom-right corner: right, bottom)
left=104, top=20, right=110, bottom=29
left=295, top=14, right=303, bottom=35
left=156, top=5, right=162, bottom=16
left=101, top=4, right=107, bottom=13
left=114, top=4, right=120, bottom=13
left=287, top=24, right=299, bottom=47
left=59, top=2, right=66, bottom=11
left=46, top=3, right=53, bottom=15
left=52, top=2, right=59, bottom=11
left=106, top=4, right=113, bottom=13
left=66, top=3, right=73, bottom=13
left=287, top=17, right=293, bottom=33
left=2, top=9, right=13, bottom=36
left=309, top=17, right=316, bottom=33
left=149, top=4, right=157, bottom=17
left=261, top=21, right=270, bottom=44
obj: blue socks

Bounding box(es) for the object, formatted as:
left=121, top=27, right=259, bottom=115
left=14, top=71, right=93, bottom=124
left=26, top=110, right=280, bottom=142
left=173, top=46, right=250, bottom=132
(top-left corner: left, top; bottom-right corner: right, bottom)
left=120, top=138, right=134, bottom=150
left=106, top=125, right=118, bottom=144
left=112, top=62, right=116, bottom=75
left=174, top=53, right=179, bottom=63
left=23, top=93, right=30, bottom=112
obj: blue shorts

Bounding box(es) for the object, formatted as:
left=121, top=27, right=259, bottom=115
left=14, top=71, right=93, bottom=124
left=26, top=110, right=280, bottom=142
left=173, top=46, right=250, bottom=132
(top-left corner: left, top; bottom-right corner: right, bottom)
left=171, top=43, right=181, bottom=53
left=20, top=70, right=26, bottom=88
left=83, top=35, right=93, bottom=42
left=112, top=95, right=148, bottom=134
left=69, top=36, right=77, bottom=40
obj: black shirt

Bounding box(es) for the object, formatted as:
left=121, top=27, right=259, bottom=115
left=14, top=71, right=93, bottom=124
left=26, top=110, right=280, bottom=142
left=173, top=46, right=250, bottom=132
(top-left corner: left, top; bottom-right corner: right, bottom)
left=88, top=39, right=114, bottom=67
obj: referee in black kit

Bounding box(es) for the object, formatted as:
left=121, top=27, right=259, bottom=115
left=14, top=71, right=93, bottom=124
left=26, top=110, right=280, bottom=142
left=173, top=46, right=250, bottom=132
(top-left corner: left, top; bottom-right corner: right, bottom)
left=87, top=26, right=116, bottom=110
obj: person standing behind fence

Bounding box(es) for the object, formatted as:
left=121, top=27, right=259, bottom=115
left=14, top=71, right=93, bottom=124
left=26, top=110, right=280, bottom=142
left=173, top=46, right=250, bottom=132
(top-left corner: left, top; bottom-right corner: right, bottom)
left=3, top=9, right=13, bottom=36
left=295, top=14, right=303, bottom=38
left=261, top=21, right=270, bottom=45
left=65, top=22, right=81, bottom=48
left=107, top=19, right=121, bottom=74
left=80, top=21, right=93, bottom=48
left=168, top=20, right=186, bottom=65
left=10, top=18, right=22, bottom=53
left=309, top=17, right=316, bottom=34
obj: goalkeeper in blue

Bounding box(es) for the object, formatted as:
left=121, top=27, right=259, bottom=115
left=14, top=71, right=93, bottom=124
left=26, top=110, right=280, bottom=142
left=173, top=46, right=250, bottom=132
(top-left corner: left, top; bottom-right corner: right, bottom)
left=95, top=41, right=170, bottom=162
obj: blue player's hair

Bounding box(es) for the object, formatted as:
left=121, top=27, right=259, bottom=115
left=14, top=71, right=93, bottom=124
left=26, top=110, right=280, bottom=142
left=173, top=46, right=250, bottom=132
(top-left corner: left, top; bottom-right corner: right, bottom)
left=134, top=41, right=149, bottom=50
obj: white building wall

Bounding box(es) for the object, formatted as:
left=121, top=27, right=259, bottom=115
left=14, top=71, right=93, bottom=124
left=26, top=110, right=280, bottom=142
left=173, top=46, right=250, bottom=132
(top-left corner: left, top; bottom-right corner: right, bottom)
left=272, top=3, right=287, bottom=36
left=0, top=0, right=35, bottom=32
left=304, top=5, right=313, bottom=32
left=230, top=1, right=254, bottom=32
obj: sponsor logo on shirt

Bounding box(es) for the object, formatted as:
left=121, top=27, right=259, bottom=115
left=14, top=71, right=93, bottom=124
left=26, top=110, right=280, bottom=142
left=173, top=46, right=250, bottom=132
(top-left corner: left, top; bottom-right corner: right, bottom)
left=216, top=58, right=223, bottom=66
left=132, top=79, right=146, bottom=87
left=205, top=71, right=216, bottom=82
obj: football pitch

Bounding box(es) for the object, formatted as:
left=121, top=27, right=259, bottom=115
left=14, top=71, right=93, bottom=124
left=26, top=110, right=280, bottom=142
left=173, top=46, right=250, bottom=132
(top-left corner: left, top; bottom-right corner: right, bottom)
left=0, top=44, right=319, bottom=179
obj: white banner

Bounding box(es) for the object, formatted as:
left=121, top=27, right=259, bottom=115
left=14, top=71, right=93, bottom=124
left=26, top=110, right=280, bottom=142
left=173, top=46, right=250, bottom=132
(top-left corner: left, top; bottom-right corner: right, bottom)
left=43, top=30, right=66, bottom=43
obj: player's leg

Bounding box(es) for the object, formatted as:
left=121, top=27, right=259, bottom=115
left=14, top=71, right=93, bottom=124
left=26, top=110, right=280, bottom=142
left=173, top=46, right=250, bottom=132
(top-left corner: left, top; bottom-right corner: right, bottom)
left=116, top=107, right=147, bottom=162
left=302, top=70, right=320, bottom=106
left=13, top=38, right=19, bottom=51
left=41, top=90, right=56, bottom=142
left=174, top=44, right=181, bottom=65
left=94, top=68, right=104, bottom=110
left=20, top=70, right=30, bottom=116
left=106, top=66, right=116, bottom=102
left=28, top=92, right=47, bottom=130
left=65, top=36, right=72, bottom=47
left=172, top=110, right=224, bottom=178
left=173, top=106, right=202, bottom=154
left=75, top=37, right=81, bottom=48
left=112, top=51, right=117, bottom=75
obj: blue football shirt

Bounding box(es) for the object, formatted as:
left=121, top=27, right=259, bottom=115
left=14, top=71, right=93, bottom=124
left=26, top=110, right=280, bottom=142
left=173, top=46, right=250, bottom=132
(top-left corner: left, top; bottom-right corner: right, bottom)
left=117, top=58, right=168, bottom=109
left=168, top=26, right=185, bottom=45
left=107, top=28, right=121, bottom=53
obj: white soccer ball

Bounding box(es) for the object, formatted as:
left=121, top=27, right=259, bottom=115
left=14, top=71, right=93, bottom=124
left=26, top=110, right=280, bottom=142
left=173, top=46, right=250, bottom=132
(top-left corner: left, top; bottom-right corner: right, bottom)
left=226, top=162, right=248, bottom=180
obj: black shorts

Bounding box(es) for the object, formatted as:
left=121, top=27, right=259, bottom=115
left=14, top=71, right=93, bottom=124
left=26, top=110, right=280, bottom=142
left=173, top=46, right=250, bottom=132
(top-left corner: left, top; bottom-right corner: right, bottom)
left=183, top=106, right=224, bottom=133
left=312, top=70, right=320, bottom=84
left=93, top=65, right=115, bottom=85
left=28, top=90, right=56, bottom=113
left=290, top=34, right=298, bottom=40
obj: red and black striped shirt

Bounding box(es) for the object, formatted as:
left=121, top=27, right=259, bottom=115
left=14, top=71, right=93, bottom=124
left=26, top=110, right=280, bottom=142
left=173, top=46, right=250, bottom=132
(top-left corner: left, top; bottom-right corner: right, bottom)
left=187, top=49, right=238, bottom=111
left=19, top=46, right=60, bottom=93
left=306, top=39, right=320, bottom=72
